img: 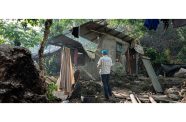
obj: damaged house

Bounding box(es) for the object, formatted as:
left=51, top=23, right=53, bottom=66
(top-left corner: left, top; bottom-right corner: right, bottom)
left=31, top=20, right=162, bottom=93
left=46, top=21, right=143, bottom=80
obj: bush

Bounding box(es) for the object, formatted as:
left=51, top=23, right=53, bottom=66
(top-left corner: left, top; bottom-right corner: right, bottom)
left=46, top=82, right=58, bottom=101
left=145, top=47, right=170, bottom=64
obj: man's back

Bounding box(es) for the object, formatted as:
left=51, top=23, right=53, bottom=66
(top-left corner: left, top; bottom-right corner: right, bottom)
left=97, top=55, right=112, bottom=74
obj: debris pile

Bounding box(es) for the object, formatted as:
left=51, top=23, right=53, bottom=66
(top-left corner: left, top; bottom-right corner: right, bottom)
left=0, top=45, right=48, bottom=103
left=69, top=81, right=102, bottom=103
left=165, top=86, right=180, bottom=100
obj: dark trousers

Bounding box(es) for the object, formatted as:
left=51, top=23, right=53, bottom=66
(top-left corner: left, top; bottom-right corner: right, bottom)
left=101, top=74, right=112, bottom=99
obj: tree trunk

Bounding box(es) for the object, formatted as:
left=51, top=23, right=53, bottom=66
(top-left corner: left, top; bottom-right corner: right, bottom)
left=38, top=19, right=53, bottom=76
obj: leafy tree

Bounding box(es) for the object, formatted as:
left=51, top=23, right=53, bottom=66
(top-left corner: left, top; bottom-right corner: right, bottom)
left=106, top=19, right=146, bottom=40
left=49, top=19, right=91, bottom=38
left=0, top=19, right=42, bottom=47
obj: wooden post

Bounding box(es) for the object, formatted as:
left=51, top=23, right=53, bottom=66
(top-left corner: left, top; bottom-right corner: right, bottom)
left=127, top=49, right=131, bottom=75
left=136, top=53, right=139, bottom=75
left=141, top=56, right=163, bottom=93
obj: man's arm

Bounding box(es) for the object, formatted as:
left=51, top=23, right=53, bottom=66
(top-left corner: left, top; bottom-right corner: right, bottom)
left=97, top=58, right=101, bottom=68
left=110, top=58, right=113, bottom=67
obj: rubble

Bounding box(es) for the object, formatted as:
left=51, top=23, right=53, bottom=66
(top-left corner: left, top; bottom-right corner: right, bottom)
left=165, top=86, right=180, bottom=100
left=68, top=81, right=102, bottom=102
left=0, top=45, right=48, bottom=103
left=67, top=74, right=186, bottom=103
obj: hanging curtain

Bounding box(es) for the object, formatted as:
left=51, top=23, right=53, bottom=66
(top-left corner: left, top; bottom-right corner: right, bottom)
left=56, top=47, right=75, bottom=93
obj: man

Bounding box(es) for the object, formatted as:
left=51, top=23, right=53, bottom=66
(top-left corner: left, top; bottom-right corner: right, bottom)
left=97, top=50, right=113, bottom=100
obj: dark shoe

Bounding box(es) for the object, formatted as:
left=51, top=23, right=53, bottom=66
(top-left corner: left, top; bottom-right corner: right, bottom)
left=104, top=97, right=109, bottom=101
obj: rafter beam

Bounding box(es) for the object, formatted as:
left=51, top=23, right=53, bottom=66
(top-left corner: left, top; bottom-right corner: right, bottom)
left=84, top=25, right=104, bottom=35
left=121, top=35, right=129, bottom=40
left=114, top=32, right=122, bottom=36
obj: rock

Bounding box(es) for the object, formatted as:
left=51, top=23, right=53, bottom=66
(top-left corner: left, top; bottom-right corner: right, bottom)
left=0, top=45, right=48, bottom=103
left=167, top=94, right=180, bottom=100
left=165, top=86, right=180, bottom=95
left=174, top=68, right=186, bottom=78
left=180, top=89, right=186, bottom=97
left=181, top=97, right=186, bottom=103
left=165, top=86, right=181, bottom=100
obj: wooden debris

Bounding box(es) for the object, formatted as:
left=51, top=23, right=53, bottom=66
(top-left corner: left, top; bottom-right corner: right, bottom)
left=45, top=76, right=57, bottom=83
left=130, top=94, right=138, bottom=103
left=149, top=96, right=157, bottom=103
left=135, top=95, right=141, bottom=103
left=141, top=56, right=163, bottom=93
left=138, top=97, right=150, bottom=103
left=152, top=95, right=177, bottom=103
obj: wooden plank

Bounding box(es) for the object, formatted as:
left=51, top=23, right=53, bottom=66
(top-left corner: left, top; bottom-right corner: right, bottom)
left=135, top=95, right=141, bottom=103
left=141, top=56, right=163, bottom=93
left=138, top=97, right=150, bottom=103
left=149, top=96, right=157, bottom=103
left=130, top=94, right=138, bottom=103
left=152, top=95, right=177, bottom=103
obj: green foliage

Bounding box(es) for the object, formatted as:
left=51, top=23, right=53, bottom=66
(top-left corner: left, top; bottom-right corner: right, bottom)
left=44, top=52, right=59, bottom=75
left=0, top=35, right=5, bottom=44
left=177, top=46, right=186, bottom=63
left=164, top=48, right=171, bottom=62
left=145, top=47, right=170, bottom=64
left=46, top=82, right=58, bottom=101
left=0, top=19, right=42, bottom=47
left=49, top=19, right=91, bottom=38
left=107, top=19, right=146, bottom=39
left=145, top=47, right=157, bottom=61
left=19, top=19, right=41, bottom=27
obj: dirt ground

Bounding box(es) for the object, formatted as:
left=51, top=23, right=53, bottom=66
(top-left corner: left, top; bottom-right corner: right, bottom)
left=68, top=75, right=186, bottom=103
